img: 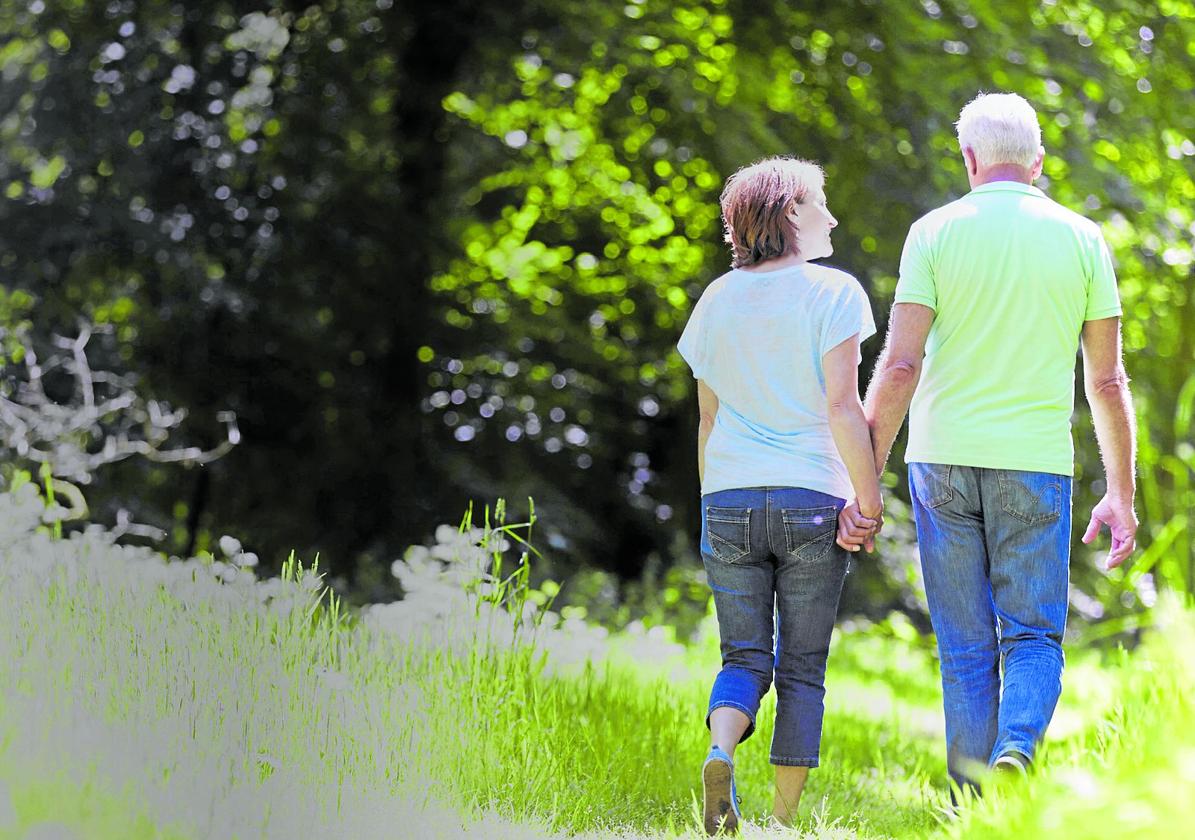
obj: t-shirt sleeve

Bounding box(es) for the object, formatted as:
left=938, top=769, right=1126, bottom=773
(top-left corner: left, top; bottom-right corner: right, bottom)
left=894, top=222, right=937, bottom=310
left=820, top=277, right=877, bottom=359
left=677, top=293, right=709, bottom=380
left=1084, top=230, right=1122, bottom=321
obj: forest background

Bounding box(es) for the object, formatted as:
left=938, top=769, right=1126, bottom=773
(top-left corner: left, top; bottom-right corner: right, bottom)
left=3, top=0, right=1193, bottom=641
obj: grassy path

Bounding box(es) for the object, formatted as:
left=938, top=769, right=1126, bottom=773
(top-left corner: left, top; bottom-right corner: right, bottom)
left=1, top=487, right=1193, bottom=838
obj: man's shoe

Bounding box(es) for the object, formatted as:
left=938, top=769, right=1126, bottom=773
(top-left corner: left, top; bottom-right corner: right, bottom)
left=992, top=751, right=1030, bottom=779
left=702, top=746, right=742, bottom=835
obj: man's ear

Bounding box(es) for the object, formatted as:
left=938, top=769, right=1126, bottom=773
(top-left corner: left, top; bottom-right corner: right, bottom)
left=961, top=146, right=979, bottom=177
left=1030, top=146, right=1045, bottom=181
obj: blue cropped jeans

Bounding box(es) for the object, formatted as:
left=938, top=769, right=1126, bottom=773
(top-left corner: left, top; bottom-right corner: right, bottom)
left=909, top=463, right=1072, bottom=791
left=700, top=486, right=848, bottom=767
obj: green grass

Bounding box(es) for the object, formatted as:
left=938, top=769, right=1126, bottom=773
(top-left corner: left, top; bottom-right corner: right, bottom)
left=0, top=773, right=190, bottom=840
left=2, top=485, right=1193, bottom=838
left=942, top=605, right=1195, bottom=839
left=402, top=640, right=944, bottom=835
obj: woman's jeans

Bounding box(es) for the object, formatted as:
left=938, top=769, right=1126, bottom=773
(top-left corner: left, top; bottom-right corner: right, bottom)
left=909, top=463, right=1072, bottom=791
left=700, top=486, right=848, bottom=767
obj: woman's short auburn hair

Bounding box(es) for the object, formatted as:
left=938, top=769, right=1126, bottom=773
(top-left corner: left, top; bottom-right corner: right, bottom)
left=720, top=157, right=824, bottom=268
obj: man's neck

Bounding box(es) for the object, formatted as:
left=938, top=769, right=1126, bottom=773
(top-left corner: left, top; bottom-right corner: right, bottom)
left=971, top=165, right=1034, bottom=187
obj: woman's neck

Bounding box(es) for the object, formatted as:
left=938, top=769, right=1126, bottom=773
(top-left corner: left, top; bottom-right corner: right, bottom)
left=739, top=253, right=806, bottom=273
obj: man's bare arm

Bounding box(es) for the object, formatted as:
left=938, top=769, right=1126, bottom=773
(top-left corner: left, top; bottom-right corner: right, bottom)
left=863, top=303, right=936, bottom=475
left=1080, top=316, right=1138, bottom=569
left=696, top=379, right=718, bottom=486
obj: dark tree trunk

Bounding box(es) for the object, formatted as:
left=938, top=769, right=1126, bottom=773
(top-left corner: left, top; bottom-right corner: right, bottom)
left=375, top=1, right=502, bottom=542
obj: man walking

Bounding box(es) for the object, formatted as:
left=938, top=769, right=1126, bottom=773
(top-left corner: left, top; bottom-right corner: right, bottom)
left=857, top=92, right=1138, bottom=792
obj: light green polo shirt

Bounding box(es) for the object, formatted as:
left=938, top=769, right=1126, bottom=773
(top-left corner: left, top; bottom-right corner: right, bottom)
left=895, top=181, right=1122, bottom=476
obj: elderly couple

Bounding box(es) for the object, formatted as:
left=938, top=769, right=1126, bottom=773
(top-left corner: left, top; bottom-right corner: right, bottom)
left=678, top=92, right=1139, bottom=834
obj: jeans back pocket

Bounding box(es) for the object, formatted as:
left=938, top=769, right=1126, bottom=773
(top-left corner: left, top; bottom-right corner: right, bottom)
left=997, top=470, right=1062, bottom=525
left=705, top=506, right=752, bottom=564
left=781, top=505, right=838, bottom=564
left=911, top=463, right=954, bottom=509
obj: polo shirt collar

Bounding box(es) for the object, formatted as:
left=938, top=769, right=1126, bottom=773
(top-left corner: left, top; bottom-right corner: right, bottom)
left=969, top=180, right=1045, bottom=197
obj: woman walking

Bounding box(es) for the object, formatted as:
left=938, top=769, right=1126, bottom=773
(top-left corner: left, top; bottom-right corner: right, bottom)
left=677, top=157, right=881, bottom=834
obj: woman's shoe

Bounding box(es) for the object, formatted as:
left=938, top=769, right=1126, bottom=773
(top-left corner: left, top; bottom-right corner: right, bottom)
left=702, top=746, right=742, bottom=835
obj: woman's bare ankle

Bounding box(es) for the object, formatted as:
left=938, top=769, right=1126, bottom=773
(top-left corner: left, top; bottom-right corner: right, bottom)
left=771, top=764, right=809, bottom=825
left=769, top=810, right=795, bottom=827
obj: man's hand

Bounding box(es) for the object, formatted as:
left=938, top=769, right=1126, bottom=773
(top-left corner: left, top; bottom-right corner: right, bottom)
left=837, top=499, right=882, bottom=553
left=1082, top=493, right=1138, bottom=570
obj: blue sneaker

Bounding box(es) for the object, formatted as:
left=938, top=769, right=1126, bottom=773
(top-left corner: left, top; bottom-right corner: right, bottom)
left=702, top=746, right=742, bottom=835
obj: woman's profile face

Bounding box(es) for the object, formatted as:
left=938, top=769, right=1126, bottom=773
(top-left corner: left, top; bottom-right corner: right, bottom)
left=789, top=187, right=838, bottom=260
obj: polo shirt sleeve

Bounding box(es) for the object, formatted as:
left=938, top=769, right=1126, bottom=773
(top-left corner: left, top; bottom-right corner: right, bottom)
left=894, top=221, right=937, bottom=310
left=820, top=276, right=877, bottom=360
left=677, top=291, right=710, bottom=380
left=1084, top=230, right=1122, bottom=321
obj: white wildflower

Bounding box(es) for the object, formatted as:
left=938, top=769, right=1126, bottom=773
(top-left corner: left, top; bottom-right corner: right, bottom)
left=218, top=535, right=242, bottom=557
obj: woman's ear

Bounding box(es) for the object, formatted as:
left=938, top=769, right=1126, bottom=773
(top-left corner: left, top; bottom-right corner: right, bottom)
left=786, top=199, right=801, bottom=226
left=786, top=202, right=801, bottom=248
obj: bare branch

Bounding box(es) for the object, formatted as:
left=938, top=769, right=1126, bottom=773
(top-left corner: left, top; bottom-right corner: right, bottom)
left=1, top=321, right=239, bottom=488
left=111, top=508, right=168, bottom=542
left=43, top=478, right=89, bottom=522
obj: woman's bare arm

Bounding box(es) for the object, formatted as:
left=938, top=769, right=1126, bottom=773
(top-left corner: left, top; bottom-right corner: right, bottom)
left=824, top=334, right=882, bottom=517
left=696, top=379, right=719, bottom=486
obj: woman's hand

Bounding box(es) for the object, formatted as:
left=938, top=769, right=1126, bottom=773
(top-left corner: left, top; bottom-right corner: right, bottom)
left=858, top=494, right=883, bottom=522
left=836, top=498, right=883, bottom=553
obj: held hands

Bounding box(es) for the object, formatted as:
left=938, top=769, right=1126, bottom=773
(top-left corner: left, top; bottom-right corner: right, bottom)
left=1082, top=493, right=1138, bottom=570
left=838, top=490, right=1138, bottom=565
left=836, top=498, right=883, bottom=553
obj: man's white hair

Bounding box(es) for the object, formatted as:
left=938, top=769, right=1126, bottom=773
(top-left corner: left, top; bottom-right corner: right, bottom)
left=955, top=92, right=1042, bottom=169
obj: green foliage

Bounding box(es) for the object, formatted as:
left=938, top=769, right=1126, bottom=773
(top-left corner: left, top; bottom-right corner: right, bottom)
left=0, top=285, right=32, bottom=366
left=5, top=468, right=32, bottom=493
left=432, top=0, right=1195, bottom=623
left=37, top=461, right=61, bottom=540
left=560, top=561, right=713, bottom=640
left=463, top=496, right=561, bottom=635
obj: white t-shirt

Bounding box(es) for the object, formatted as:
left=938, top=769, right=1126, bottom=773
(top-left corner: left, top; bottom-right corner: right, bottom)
left=677, top=263, right=876, bottom=499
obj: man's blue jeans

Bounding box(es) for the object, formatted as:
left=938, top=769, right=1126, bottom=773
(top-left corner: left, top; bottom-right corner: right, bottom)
left=700, top=486, right=848, bottom=766
left=909, top=463, right=1072, bottom=790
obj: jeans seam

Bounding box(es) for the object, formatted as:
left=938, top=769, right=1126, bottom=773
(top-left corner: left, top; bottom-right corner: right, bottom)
left=744, top=512, right=751, bottom=561
left=769, top=754, right=819, bottom=767
left=708, top=700, right=754, bottom=718
left=766, top=491, right=777, bottom=559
